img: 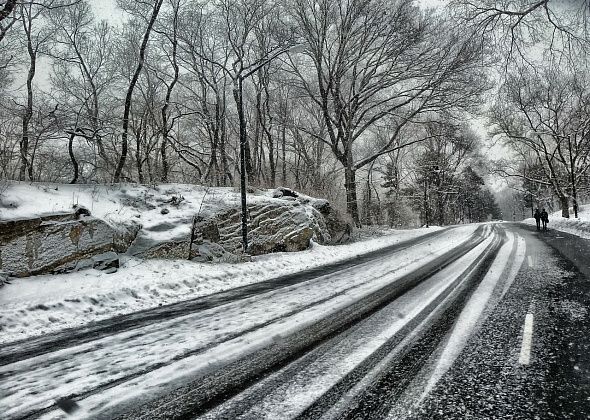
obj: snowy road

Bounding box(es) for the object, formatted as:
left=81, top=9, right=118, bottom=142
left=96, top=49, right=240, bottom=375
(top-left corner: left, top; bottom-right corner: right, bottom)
left=2, top=222, right=589, bottom=419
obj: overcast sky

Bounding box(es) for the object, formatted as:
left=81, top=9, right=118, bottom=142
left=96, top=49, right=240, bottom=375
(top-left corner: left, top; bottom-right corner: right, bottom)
left=91, top=0, right=123, bottom=21
left=90, top=0, right=448, bottom=19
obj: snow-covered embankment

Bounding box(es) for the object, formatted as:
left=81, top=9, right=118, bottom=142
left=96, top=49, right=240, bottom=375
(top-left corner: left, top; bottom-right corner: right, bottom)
left=522, top=204, right=590, bottom=239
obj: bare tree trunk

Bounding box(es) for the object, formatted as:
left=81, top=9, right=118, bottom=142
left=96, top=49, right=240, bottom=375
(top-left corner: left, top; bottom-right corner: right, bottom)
left=160, top=122, right=169, bottom=181
left=114, top=0, right=164, bottom=183
left=244, top=135, right=253, bottom=184
left=68, top=131, right=79, bottom=184
left=424, top=179, right=430, bottom=227
left=344, top=162, right=360, bottom=227
left=253, top=86, right=262, bottom=184
left=20, top=10, right=36, bottom=181
left=0, top=0, right=17, bottom=22
left=160, top=1, right=180, bottom=183
left=261, top=81, right=275, bottom=187
left=548, top=166, right=570, bottom=218
left=135, top=125, right=144, bottom=184
left=268, top=133, right=275, bottom=186
left=569, top=141, right=579, bottom=218
left=209, top=149, right=220, bottom=185
left=220, top=115, right=231, bottom=186
left=281, top=124, right=286, bottom=184
left=294, top=151, right=301, bottom=190
left=559, top=194, right=570, bottom=218
left=572, top=181, right=578, bottom=218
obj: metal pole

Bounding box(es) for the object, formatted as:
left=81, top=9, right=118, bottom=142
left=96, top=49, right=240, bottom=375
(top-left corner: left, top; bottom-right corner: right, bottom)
left=234, top=77, right=248, bottom=252
left=424, top=178, right=429, bottom=228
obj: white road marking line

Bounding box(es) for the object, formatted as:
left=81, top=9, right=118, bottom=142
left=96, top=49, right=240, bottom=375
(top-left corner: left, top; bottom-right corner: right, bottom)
left=527, top=255, right=533, bottom=267
left=519, top=312, right=534, bottom=365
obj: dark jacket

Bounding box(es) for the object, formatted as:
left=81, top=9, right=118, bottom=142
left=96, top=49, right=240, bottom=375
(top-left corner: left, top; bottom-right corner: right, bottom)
left=541, top=210, right=549, bottom=222
left=534, top=210, right=541, bottom=220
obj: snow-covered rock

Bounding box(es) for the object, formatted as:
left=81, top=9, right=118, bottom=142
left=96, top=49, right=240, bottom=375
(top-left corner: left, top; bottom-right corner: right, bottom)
left=0, top=270, right=9, bottom=287
left=310, top=198, right=352, bottom=244
left=75, top=251, right=120, bottom=274
left=129, top=196, right=350, bottom=259
left=0, top=212, right=138, bottom=277
left=0, top=182, right=352, bottom=275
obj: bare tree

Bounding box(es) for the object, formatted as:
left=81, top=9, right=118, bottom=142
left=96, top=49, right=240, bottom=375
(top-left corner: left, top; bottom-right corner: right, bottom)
left=0, top=0, right=18, bottom=43
left=185, top=0, right=297, bottom=251
left=289, top=0, right=485, bottom=226
left=450, top=0, right=590, bottom=62
left=152, top=0, right=182, bottom=182
left=113, top=0, right=165, bottom=183
left=18, top=1, right=49, bottom=180
left=0, top=0, right=17, bottom=22
left=48, top=0, right=115, bottom=182
left=178, top=1, right=233, bottom=186
left=490, top=63, right=590, bottom=217
left=1, top=1, right=82, bottom=43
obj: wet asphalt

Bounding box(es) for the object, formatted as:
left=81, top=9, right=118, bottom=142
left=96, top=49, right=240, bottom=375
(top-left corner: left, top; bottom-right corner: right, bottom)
left=112, top=228, right=489, bottom=420
left=403, top=223, right=590, bottom=420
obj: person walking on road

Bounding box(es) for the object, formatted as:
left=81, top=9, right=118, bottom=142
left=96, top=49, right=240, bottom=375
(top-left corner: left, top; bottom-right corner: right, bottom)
left=541, top=208, right=549, bottom=231
left=534, top=208, right=541, bottom=231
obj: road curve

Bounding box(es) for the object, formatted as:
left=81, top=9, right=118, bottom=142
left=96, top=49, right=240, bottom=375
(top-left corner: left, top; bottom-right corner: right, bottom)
left=2, top=225, right=490, bottom=420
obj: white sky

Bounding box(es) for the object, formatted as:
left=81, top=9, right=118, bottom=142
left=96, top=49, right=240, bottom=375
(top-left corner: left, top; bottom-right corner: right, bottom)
left=417, top=0, right=447, bottom=8
left=91, top=0, right=124, bottom=22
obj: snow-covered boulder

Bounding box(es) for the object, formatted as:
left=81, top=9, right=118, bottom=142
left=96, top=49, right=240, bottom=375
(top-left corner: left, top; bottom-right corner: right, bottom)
left=0, top=182, right=352, bottom=274
left=213, top=202, right=321, bottom=256
left=309, top=198, right=352, bottom=244
left=0, top=213, right=139, bottom=277
left=126, top=192, right=352, bottom=260
left=74, top=251, right=120, bottom=274
left=128, top=200, right=334, bottom=259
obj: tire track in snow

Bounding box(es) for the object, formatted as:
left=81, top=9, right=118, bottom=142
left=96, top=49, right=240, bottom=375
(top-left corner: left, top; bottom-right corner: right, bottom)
left=312, top=226, right=503, bottom=420
left=380, top=227, right=527, bottom=419
left=67, top=229, right=490, bottom=420
left=198, top=231, right=501, bottom=420
left=2, top=227, right=479, bottom=420
left=0, top=228, right=451, bottom=368
left=418, top=229, right=525, bottom=399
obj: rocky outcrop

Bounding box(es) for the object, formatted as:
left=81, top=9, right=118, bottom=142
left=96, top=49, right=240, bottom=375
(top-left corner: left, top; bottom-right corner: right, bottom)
left=188, top=195, right=351, bottom=257
left=0, top=187, right=352, bottom=277
left=0, top=213, right=139, bottom=277
left=207, top=202, right=322, bottom=256
left=74, top=251, right=120, bottom=274
left=128, top=193, right=352, bottom=261
left=128, top=201, right=323, bottom=260
left=310, top=199, right=352, bottom=244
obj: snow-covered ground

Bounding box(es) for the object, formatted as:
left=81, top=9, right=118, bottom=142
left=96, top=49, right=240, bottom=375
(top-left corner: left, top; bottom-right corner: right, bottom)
left=0, top=182, right=283, bottom=243
left=0, top=223, right=443, bottom=345
left=522, top=204, right=590, bottom=239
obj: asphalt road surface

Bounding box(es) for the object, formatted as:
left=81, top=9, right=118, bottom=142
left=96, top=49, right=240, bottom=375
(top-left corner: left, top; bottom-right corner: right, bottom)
left=1, top=222, right=589, bottom=420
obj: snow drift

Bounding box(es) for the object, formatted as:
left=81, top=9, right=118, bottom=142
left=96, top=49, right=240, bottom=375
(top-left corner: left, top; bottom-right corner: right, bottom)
left=522, top=204, right=590, bottom=239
